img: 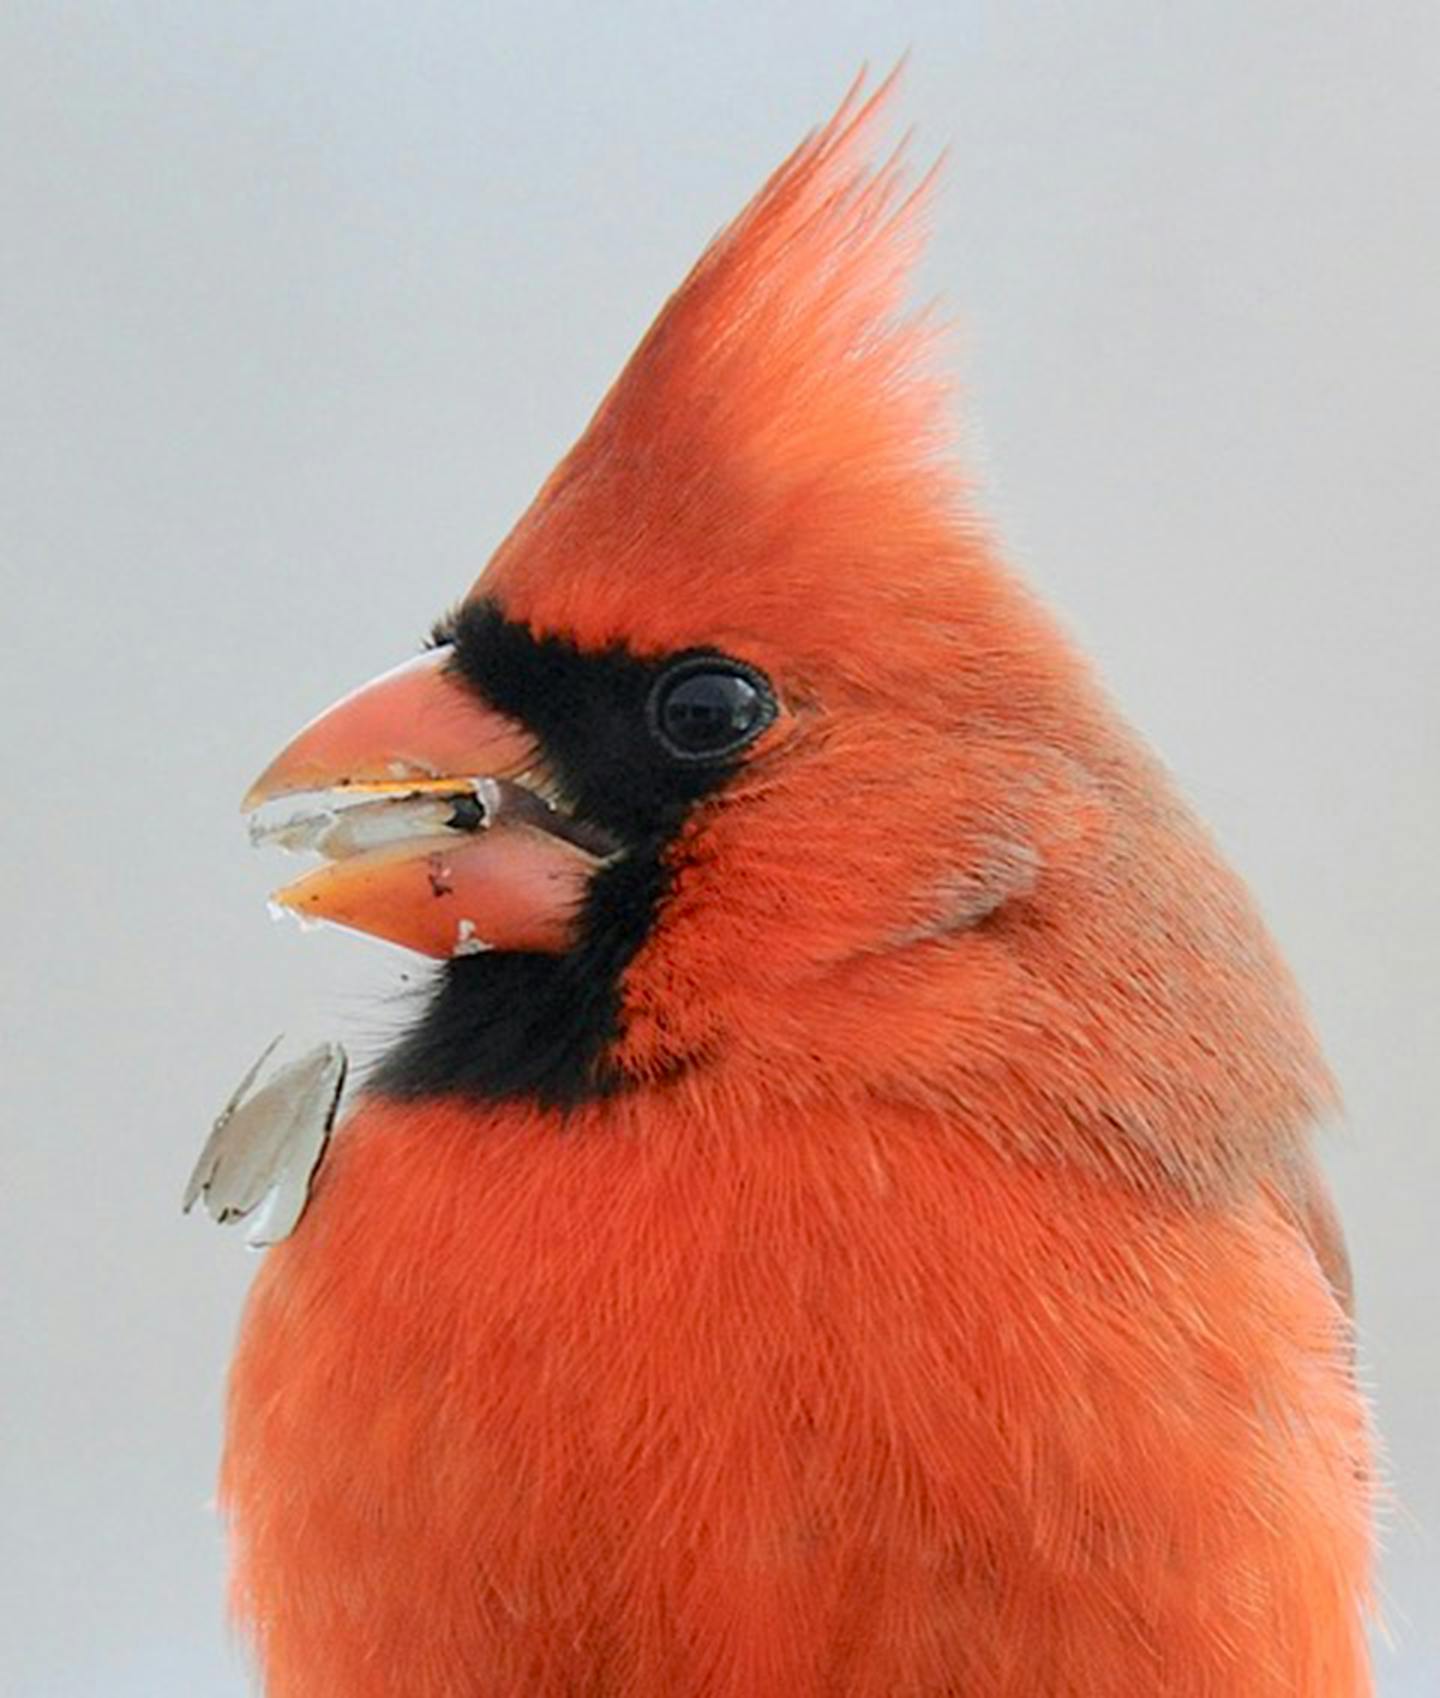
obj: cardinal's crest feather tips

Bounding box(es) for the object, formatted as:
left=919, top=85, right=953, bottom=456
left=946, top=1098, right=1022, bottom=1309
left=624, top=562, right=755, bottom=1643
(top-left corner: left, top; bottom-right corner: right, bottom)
left=482, top=71, right=956, bottom=657
left=617, top=66, right=946, bottom=470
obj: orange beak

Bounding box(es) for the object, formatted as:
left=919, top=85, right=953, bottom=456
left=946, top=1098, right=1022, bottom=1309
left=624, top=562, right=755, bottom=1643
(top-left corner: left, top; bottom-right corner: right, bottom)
left=243, top=649, right=608, bottom=959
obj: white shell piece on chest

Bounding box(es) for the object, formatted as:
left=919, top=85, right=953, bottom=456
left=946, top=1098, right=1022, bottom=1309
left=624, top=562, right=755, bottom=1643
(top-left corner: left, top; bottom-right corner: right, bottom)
left=183, top=1038, right=348, bottom=1247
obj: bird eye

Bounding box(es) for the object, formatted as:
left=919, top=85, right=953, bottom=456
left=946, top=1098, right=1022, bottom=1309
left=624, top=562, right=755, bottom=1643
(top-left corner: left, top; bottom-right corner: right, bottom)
left=648, top=658, right=777, bottom=762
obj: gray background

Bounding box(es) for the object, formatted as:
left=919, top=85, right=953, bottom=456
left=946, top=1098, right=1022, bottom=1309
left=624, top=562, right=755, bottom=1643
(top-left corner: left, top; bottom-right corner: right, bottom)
left=3, top=3, right=1435, bottom=1693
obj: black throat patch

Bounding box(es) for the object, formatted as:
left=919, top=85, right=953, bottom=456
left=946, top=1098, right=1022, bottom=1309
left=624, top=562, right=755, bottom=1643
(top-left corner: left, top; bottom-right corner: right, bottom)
left=371, top=601, right=745, bottom=1108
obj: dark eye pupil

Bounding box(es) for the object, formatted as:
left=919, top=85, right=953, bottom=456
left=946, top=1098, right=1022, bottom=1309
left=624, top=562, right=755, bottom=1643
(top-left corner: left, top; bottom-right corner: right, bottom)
left=654, top=668, right=769, bottom=758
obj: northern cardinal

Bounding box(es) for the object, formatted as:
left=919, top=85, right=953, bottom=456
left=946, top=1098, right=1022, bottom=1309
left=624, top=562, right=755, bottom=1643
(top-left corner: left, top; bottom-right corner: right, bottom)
left=220, top=79, right=1372, bottom=1696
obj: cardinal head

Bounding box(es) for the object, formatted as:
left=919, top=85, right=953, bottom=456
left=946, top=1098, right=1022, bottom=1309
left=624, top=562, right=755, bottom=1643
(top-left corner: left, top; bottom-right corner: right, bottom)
left=243, top=77, right=1329, bottom=1207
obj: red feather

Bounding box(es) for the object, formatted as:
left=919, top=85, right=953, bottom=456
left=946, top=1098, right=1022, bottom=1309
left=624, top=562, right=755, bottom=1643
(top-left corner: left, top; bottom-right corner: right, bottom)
left=222, top=75, right=1372, bottom=1695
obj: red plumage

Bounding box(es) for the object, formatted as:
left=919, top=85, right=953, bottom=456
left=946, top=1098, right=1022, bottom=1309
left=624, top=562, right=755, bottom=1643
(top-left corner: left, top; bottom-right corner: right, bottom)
left=222, top=79, right=1373, bottom=1694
